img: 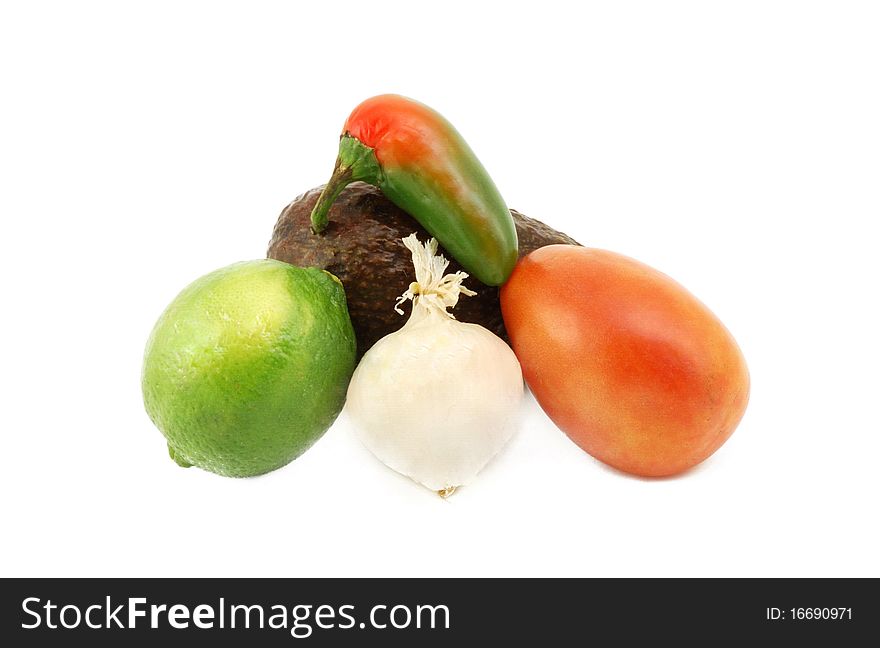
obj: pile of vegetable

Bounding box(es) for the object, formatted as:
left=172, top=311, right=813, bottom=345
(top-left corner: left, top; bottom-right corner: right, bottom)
left=143, top=94, right=750, bottom=494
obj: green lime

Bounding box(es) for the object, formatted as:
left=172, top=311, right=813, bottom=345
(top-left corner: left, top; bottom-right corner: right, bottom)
left=142, top=259, right=356, bottom=477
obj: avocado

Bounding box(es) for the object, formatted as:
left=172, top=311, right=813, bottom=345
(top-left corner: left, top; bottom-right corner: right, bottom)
left=267, top=182, right=580, bottom=356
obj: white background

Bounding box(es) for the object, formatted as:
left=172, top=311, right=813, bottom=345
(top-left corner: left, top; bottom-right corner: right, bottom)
left=2, top=1, right=878, bottom=578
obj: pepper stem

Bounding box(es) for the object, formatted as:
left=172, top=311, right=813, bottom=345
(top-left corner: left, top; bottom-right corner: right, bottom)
left=310, top=162, right=353, bottom=233
left=310, top=134, right=382, bottom=234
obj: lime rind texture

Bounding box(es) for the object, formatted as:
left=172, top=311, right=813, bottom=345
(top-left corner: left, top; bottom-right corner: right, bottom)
left=142, top=260, right=356, bottom=477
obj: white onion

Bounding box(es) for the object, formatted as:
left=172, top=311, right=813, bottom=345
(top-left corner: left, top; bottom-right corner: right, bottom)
left=346, top=235, right=524, bottom=496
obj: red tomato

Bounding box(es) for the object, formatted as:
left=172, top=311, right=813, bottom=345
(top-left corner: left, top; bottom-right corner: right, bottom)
left=500, top=245, right=749, bottom=477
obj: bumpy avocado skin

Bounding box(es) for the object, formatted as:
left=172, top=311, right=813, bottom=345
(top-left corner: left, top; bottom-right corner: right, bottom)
left=267, top=182, right=579, bottom=357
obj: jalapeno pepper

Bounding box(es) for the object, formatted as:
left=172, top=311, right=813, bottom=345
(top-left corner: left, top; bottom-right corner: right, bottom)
left=310, top=94, right=518, bottom=286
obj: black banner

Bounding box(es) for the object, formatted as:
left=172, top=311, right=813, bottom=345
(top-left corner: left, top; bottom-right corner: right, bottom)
left=1, top=578, right=875, bottom=645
